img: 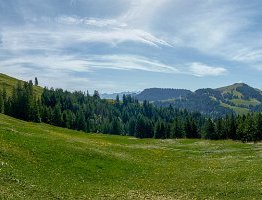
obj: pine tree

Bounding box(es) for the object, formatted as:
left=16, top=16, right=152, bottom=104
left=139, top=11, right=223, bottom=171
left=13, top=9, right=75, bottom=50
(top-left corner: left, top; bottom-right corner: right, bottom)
left=229, top=114, right=237, bottom=140
left=115, top=95, right=120, bottom=108
left=171, top=118, right=184, bottom=138
left=243, top=114, right=255, bottom=142
left=35, top=77, right=38, bottom=86
left=204, top=119, right=216, bottom=139
left=154, top=120, right=167, bottom=139
left=254, top=113, right=262, bottom=142
left=0, top=90, right=4, bottom=113
left=128, top=117, right=136, bottom=136
left=76, top=109, right=87, bottom=131
left=110, top=117, right=123, bottom=135
left=52, top=104, right=62, bottom=126
left=215, top=118, right=223, bottom=140
left=135, top=115, right=146, bottom=138
left=93, top=90, right=100, bottom=99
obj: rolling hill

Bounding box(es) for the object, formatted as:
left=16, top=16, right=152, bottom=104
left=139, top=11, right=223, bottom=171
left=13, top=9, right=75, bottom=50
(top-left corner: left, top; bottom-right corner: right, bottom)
left=149, top=83, right=262, bottom=116
left=1, top=73, right=262, bottom=117
left=135, top=88, right=192, bottom=102
left=0, top=73, right=43, bottom=97
left=1, top=113, right=262, bottom=199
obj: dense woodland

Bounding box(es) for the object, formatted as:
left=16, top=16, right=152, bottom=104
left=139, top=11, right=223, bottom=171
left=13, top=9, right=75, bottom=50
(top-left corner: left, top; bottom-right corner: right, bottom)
left=136, top=88, right=192, bottom=101
left=0, top=79, right=262, bottom=142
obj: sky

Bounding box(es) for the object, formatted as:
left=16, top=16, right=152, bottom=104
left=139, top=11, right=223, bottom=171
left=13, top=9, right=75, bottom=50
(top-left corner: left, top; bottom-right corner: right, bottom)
left=0, top=0, right=262, bottom=93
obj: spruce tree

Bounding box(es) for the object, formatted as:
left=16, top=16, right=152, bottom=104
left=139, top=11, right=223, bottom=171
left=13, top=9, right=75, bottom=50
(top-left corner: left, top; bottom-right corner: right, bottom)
left=35, top=77, right=38, bottom=86
left=204, top=119, right=216, bottom=139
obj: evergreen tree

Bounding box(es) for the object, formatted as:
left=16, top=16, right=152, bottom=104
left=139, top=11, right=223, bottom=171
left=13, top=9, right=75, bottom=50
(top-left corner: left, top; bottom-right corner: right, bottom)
left=171, top=118, right=184, bottom=138
left=110, top=117, right=123, bottom=135
left=0, top=90, right=4, bottom=113
left=76, top=109, right=87, bottom=131
left=35, top=77, right=38, bottom=86
left=243, top=114, right=255, bottom=142
left=93, top=90, right=100, bottom=99
left=215, top=118, right=223, bottom=140
left=128, top=117, right=136, bottom=136
left=229, top=114, right=237, bottom=140
left=204, top=119, right=216, bottom=139
left=52, top=104, right=62, bottom=126
left=155, top=120, right=169, bottom=139
left=115, top=95, right=120, bottom=108
left=254, top=113, right=262, bottom=142
left=135, top=115, right=147, bottom=138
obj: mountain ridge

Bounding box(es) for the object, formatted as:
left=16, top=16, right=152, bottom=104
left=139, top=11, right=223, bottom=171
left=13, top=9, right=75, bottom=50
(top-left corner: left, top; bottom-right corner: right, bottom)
left=1, top=73, right=261, bottom=117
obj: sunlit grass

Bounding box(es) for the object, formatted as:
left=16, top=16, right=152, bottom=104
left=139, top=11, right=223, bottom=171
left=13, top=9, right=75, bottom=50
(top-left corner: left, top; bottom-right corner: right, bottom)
left=1, top=114, right=262, bottom=199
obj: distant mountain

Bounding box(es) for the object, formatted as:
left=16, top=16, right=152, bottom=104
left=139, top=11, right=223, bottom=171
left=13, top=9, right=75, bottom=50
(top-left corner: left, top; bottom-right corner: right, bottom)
left=135, top=88, right=192, bottom=101
left=1, top=73, right=262, bottom=117
left=138, top=83, right=262, bottom=117
left=101, top=92, right=137, bottom=100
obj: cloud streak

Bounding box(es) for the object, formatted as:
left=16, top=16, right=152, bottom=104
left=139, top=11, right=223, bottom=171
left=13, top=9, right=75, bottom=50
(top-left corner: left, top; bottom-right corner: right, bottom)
left=188, top=63, right=228, bottom=77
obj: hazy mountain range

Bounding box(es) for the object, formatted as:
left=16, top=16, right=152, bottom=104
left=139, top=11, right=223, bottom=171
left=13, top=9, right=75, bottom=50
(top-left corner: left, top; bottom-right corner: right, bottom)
left=102, top=83, right=262, bottom=117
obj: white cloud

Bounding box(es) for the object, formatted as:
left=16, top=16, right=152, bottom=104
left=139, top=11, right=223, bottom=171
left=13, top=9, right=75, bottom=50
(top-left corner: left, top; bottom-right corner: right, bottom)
left=1, top=25, right=171, bottom=52
left=56, top=16, right=127, bottom=28
left=188, top=63, right=227, bottom=77
left=0, top=54, right=179, bottom=74
left=0, top=53, right=228, bottom=79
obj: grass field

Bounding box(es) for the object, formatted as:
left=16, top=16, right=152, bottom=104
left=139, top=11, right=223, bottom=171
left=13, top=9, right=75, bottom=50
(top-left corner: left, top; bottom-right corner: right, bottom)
left=220, top=102, right=250, bottom=115
left=0, top=73, right=43, bottom=97
left=230, top=98, right=261, bottom=107
left=1, top=114, right=262, bottom=199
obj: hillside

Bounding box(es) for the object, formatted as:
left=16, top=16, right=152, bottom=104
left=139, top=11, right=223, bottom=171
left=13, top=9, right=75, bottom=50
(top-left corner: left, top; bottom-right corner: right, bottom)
left=152, top=83, right=262, bottom=116
left=1, top=114, right=262, bottom=199
left=1, top=73, right=262, bottom=117
left=136, top=88, right=192, bottom=101
left=101, top=92, right=137, bottom=100
left=0, top=73, right=43, bottom=97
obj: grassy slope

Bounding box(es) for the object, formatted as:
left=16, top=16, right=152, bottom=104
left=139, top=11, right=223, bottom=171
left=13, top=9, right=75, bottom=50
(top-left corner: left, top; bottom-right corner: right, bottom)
left=220, top=102, right=250, bottom=115
left=230, top=98, right=261, bottom=107
left=0, top=73, right=43, bottom=97
left=217, top=83, right=244, bottom=98
left=1, top=114, right=262, bottom=199
left=217, top=83, right=262, bottom=114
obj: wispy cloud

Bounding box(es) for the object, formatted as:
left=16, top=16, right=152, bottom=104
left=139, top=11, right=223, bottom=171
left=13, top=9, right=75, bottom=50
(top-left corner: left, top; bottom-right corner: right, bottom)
left=188, top=63, right=228, bottom=77
left=0, top=54, right=179, bottom=74
left=0, top=0, right=262, bottom=91
left=0, top=52, right=227, bottom=79
left=56, top=16, right=127, bottom=28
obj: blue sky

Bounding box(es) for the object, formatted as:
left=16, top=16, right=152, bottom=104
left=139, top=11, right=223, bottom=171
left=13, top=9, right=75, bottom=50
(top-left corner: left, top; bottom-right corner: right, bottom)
left=0, top=0, right=262, bottom=93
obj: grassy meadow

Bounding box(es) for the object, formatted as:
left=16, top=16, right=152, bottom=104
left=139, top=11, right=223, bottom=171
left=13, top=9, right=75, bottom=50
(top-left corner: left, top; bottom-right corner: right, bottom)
left=1, top=114, right=262, bottom=199
left=0, top=73, right=43, bottom=97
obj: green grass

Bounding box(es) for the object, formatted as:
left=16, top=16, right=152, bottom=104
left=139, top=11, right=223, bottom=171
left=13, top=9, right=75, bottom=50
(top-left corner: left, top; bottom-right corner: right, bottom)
left=220, top=102, right=250, bottom=115
left=217, top=83, right=244, bottom=98
left=0, top=73, right=43, bottom=97
left=230, top=98, right=261, bottom=107
left=1, top=114, right=262, bottom=199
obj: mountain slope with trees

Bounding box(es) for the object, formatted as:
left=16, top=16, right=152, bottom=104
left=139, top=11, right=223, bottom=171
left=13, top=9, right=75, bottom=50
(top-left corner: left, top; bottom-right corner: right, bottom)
left=0, top=74, right=261, bottom=142
left=153, top=83, right=262, bottom=117
left=135, top=88, right=192, bottom=101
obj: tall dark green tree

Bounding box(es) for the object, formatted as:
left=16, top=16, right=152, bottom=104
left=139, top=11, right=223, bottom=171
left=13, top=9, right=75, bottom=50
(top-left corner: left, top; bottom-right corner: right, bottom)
left=204, top=119, right=216, bottom=139
left=35, top=77, right=38, bottom=86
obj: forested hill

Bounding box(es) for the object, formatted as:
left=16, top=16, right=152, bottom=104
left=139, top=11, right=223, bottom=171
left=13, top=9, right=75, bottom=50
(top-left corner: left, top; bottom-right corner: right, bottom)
left=0, top=73, right=262, bottom=142
left=135, top=88, right=192, bottom=101
left=100, top=83, right=262, bottom=117
left=1, top=73, right=262, bottom=117
left=142, top=83, right=262, bottom=117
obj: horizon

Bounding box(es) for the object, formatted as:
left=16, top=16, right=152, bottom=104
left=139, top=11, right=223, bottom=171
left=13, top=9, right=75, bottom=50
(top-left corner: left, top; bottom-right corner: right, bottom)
left=2, top=72, right=259, bottom=95
left=0, top=0, right=262, bottom=93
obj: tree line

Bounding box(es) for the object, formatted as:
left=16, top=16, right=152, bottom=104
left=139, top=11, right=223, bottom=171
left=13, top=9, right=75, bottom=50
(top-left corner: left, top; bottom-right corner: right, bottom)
left=0, top=80, right=261, bottom=142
